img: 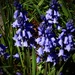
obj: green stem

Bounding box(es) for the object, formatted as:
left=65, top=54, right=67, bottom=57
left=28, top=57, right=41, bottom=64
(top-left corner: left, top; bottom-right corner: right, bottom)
left=17, top=47, right=24, bottom=67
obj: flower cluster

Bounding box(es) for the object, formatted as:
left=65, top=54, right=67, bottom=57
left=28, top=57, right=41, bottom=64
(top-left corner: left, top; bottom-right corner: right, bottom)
left=12, top=0, right=75, bottom=65
left=36, top=0, right=75, bottom=65
left=12, top=0, right=36, bottom=48
left=57, top=20, right=75, bottom=61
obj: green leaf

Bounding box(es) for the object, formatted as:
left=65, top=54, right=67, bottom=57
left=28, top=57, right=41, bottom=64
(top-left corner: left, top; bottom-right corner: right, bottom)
left=2, top=67, right=11, bottom=75
left=59, top=0, right=71, bottom=18
left=48, top=67, right=56, bottom=75
left=72, top=53, right=75, bottom=62
left=44, top=62, right=47, bottom=75
left=38, top=0, right=44, bottom=7
left=32, top=48, right=36, bottom=75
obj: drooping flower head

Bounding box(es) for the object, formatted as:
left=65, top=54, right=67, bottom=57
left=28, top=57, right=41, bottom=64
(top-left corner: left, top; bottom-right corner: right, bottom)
left=0, top=34, right=10, bottom=59
left=35, top=0, right=61, bottom=64
left=12, top=0, right=36, bottom=48
left=57, top=19, right=75, bottom=61
left=66, top=19, right=75, bottom=33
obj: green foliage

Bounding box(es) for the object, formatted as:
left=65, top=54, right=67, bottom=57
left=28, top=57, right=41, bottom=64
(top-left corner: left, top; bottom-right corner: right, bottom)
left=0, top=0, right=75, bottom=75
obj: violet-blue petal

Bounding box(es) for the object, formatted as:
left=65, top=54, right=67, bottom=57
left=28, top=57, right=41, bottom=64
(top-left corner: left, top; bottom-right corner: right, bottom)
left=46, top=55, right=53, bottom=62
left=36, top=56, right=41, bottom=63
left=13, top=10, right=19, bottom=19
left=14, top=40, right=21, bottom=47
left=13, top=53, right=19, bottom=59
left=22, top=41, right=28, bottom=47
left=39, top=36, right=45, bottom=46
left=64, top=36, right=68, bottom=44
left=65, top=44, right=71, bottom=52
left=43, top=46, right=50, bottom=52
left=37, top=47, right=43, bottom=56
left=58, top=49, right=64, bottom=57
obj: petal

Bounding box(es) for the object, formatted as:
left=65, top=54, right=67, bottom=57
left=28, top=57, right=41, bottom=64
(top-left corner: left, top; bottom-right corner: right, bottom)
left=22, top=41, right=28, bottom=47
left=27, top=31, right=32, bottom=38
left=13, top=34, right=18, bottom=41
left=65, top=44, right=71, bottom=52
left=53, top=18, right=58, bottom=23
left=46, top=55, right=53, bottom=62
left=16, top=29, right=21, bottom=34
left=43, top=46, right=50, bottom=52
left=58, top=39, right=63, bottom=47
left=57, top=25, right=61, bottom=30
left=38, top=31, right=42, bottom=36
left=46, top=9, right=52, bottom=15
left=56, top=11, right=60, bottom=17
left=37, top=47, right=43, bottom=56
left=13, top=53, right=19, bottom=58
left=36, top=56, right=40, bottom=63
left=58, top=49, right=64, bottom=57
left=51, top=37, right=55, bottom=42
left=22, top=29, right=26, bottom=37
left=39, top=36, right=45, bottom=46
left=68, top=35, right=72, bottom=43
left=45, top=14, right=52, bottom=20
left=64, top=36, right=68, bottom=44
left=48, top=20, right=53, bottom=24
left=12, top=20, right=17, bottom=28
left=15, top=40, right=21, bottom=47
left=18, top=34, right=22, bottom=40
left=45, top=38, right=49, bottom=46
left=54, top=10, right=57, bottom=16
left=13, top=10, right=19, bottom=19
left=30, top=44, right=36, bottom=48
left=35, top=38, right=41, bottom=44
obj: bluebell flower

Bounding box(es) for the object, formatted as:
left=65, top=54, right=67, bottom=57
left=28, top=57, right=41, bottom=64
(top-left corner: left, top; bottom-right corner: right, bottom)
left=36, top=56, right=41, bottom=63
left=58, top=28, right=74, bottom=52
left=50, top=0, right=60, bottom=10
left=12, top=1, right=36, bottom=48
left=0, top=44, right=10, bottom=59
left=0, top=35, right=10, bottom=59
left=56, top=24, right=62, bottom=30
left=66, top=19, right=75, bottom=32
left=13, top=10, right=19, bottom=19
left=39, top=36, right=45, bottom=46
left=58, top=49, right=64, bottom=57
left=65, top=44, right=71, bottom=52
left=14, top=40, right=21, bottom=47
left=37, top=47, right=44, bottom=56
left=43, top=46, right=50, bottom=52
left=35, top=37, right=41, bottom=44
left=64, top=36, right=68, bottom=44
left=46, top=55, right=53, bottom=62
left=35, top=0, right=60, bottom=64
left=13, top=53, right=19, bottom=59
left=44, top=0, right=60, bottom=25
left=4, top=53, right=10, bottom=59
left=58, top=38, right=63, bottom=47
left=13, top=0, right=22, bottom=10
left=0, top=44, right=7, bottom=56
